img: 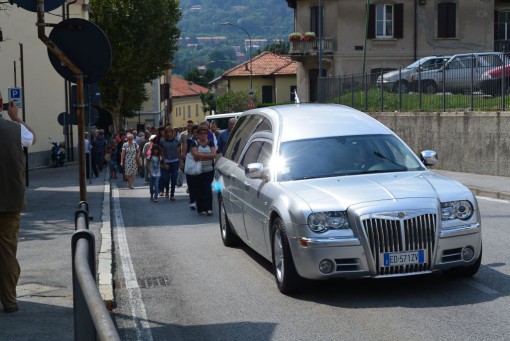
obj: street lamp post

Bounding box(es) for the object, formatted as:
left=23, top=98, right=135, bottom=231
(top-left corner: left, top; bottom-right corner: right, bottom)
left=221, top=22, right=252, bottom=92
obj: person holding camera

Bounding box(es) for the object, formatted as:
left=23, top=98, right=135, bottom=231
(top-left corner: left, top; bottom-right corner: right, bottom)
left=0, top=97, right=36, bottom=313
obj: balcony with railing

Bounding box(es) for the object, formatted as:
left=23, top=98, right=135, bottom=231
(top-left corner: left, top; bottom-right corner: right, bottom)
left=289, top=37, right=334, bottom=58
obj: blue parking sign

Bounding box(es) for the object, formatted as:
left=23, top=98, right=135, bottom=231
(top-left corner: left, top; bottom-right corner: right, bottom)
left=8, top=87, right=23, bottom=108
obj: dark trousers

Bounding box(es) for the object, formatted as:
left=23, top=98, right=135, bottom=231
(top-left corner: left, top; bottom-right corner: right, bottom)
left=0, top=212, right=21, bottom=309
left=186, top=173, right=199, bottom=203
left=159, top=161, right=179, bottom=196
left=195, top=170, right=214, bottom=213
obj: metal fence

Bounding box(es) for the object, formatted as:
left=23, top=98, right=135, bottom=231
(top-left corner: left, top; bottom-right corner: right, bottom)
left=318, top=53, right=510, bottom=112
left=72, top=202, right=120, bottom=341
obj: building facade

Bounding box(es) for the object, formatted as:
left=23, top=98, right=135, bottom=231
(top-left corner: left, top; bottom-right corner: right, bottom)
left=0, top=2, right=88, bottom=167
left=286, top=0, right=508, bottom=102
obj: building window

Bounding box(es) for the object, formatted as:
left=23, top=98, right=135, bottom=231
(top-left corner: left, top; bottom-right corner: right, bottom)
left=262, top=86, right=273, bottom=104
left=188, top=105, right=191, bottom=118
left=437, top=2, right=456, bottom=38
left=196, top=104, right=199, bottom=117
left=367, top=3, right=403, bottom=39
left=310, top=5, right=324, bottom=37
left=290, top=86, right=297, bottom=103
left=376, top=4, right=393, bottom=38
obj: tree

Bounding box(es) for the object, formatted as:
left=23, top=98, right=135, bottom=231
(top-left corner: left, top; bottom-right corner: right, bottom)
left=216, top=90, right=252, bottom=113
left=89, top=0, right=181, bottom=129
left=200, top=91, right=216, bottom=114
left=184, top=67, right=215, bottom=87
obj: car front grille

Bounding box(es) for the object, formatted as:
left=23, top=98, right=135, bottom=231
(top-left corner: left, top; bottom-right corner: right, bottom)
left=362, top=213, right=437, bottom=275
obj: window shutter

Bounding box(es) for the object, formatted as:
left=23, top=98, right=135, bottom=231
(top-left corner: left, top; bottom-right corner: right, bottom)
left=394, top=4, right=404, bottom=39
left=446, top=3, right=456, bottom=37
left=367, top=4, right=375, bottom=39
left=438, top=2, right=456, bottom=38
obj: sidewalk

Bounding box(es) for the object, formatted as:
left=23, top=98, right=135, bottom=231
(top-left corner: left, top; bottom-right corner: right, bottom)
left=433, top=169, right=510, bottom=200
left=0, top=164, right=108, bottom=340
left=0, top=164, right=508, bottom=339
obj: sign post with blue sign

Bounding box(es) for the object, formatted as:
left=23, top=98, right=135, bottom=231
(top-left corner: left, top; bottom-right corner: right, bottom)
left=8, top=87, right=23, bottom=108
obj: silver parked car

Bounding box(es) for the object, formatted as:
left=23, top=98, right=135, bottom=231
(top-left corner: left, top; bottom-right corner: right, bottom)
left=376, top=56, right=450, bottom=93
left=215, top=104, right=482, bottom=294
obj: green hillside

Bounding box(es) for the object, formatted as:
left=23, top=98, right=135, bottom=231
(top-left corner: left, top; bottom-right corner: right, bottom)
left=174, top=0, right=294, bottom=77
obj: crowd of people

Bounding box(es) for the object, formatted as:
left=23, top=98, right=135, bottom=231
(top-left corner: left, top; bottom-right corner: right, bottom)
left=85, top=117, right=237, bottom=216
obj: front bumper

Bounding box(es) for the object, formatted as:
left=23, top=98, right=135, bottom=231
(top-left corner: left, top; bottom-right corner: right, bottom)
left=288, top=223, right=481, bottom=280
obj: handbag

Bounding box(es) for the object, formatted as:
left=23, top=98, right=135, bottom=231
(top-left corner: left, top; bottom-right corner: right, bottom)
left=184, top=152, right=202, bottom=175
left=177, top=169, right=184, bottom=187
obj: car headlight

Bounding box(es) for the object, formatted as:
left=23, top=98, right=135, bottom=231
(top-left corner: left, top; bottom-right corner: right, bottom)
left=307, top=211, right=349, bottom=233
left=441, top=201, right=473, bottom=221
left=480, top=73, right=492, bottom=80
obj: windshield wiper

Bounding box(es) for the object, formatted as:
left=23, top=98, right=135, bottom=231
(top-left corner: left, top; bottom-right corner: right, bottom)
left=373, top=151, right=408, bottom=170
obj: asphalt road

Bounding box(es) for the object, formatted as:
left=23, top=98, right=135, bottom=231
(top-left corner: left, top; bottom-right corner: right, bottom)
left=111, top=177, right=510, bottom=341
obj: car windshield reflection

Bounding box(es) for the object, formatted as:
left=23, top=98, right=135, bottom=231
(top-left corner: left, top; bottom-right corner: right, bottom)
left=277, top=134, right=424, bottom=181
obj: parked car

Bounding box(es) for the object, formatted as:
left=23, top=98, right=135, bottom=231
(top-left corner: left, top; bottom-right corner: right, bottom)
left=410, top=52, right=509, bottom=94
left=479, top=64, right=510, bottom=96
left=376, top=56, right=450, bottom=93
left=215, top=104, right=482, bottom=294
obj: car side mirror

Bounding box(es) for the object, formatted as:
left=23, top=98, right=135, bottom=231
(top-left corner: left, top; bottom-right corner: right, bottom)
left=245, top=162, right=268, bottom=180
left=420, top=150, right=438, bottom=166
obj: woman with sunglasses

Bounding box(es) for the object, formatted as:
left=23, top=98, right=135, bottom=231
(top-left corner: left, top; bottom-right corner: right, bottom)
left=190, top=125, right=217, bottom=215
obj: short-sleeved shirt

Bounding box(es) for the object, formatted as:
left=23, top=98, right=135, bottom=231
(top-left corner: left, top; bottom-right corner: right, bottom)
left=192, top=139, right=215, bottom=173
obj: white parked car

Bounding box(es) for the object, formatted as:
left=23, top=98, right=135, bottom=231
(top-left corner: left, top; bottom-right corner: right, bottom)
left=214, top=104, right=482, bottom=294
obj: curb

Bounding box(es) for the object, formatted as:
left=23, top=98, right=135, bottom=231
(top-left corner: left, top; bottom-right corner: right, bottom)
left=468, top=187, right=510, bottom=201
left=98, top=175, right=115, bottom=310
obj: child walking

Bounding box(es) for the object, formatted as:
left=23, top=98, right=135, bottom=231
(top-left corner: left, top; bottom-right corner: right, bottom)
left=147, top=145, right=163, bottom=202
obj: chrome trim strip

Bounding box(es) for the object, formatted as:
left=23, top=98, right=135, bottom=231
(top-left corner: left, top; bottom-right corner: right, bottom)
left=298, top=237, right=360, bottom=247
left=439, top=223, right=481, bottom=238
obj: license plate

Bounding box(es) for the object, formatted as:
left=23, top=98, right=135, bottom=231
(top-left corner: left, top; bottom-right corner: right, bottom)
left=383, top=250, right=425, bottom=267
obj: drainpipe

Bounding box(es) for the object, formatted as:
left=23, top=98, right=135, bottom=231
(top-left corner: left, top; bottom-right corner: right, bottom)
left=37, top=0, right=87, bottom=201
left=414, top=0, right=417, bottom=61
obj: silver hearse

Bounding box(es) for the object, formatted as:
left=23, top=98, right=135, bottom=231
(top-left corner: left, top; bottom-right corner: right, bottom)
left=214, top=104, right=482, bottom=294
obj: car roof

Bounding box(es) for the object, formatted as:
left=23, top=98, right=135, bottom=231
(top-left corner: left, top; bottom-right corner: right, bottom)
left=244, top=104, right=394, bottom=142
left=448, top=52, right=504, bottom=59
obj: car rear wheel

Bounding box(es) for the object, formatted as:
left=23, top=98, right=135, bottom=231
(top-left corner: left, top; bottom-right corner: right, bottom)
left=443, top=246, right=482, bottom=278
left=271, top=217, right=302, bottom=294
left=219, top=195, right=240, bottom=247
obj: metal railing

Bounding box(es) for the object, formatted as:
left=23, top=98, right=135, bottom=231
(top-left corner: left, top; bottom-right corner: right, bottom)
left=72, top=201, right=120, bottom=341
left=318, top=53, right=510, bottom=112
left=289, top=37, right=334, bottom=55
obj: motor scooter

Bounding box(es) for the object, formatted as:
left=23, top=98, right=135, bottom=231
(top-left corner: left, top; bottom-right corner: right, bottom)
left=49, top=137, right=66, bottom=167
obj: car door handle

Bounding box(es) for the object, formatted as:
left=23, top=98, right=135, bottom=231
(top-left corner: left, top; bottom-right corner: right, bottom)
left=244, top=182, right=250, bottom=190
left=230, top=174, right=236, bottom=181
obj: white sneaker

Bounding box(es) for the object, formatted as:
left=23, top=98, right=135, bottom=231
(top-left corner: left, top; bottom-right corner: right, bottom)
left=189, top=202, right=196, bottom=211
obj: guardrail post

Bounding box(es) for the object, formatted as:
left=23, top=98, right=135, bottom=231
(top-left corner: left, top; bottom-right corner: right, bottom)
left=380, top=68, right=384, bottom=112
left=398, top=68, right=402, bottom=112
left=72, top=229, right=96, bottom=341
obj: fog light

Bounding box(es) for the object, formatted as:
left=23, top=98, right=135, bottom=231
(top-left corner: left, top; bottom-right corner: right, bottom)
left=319, top=259, right=335, bottom=274
left=462, top=246, right=475, bottom=261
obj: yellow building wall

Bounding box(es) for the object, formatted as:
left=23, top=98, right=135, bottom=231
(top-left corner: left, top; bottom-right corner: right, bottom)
left=172, top=95, right=206, bottom=128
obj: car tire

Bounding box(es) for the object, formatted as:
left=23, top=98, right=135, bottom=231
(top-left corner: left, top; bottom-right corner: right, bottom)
left=219, top=194, right=240, bottom=247
left=443, top=246, right=482, bottom=278
left=271, top=217, right=302, bottom=295
left=423, top=81, right=437, bottom=94
left=392, top=81, right=409, bottom=94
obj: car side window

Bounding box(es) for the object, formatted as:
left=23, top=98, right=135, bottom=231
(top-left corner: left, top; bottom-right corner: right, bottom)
left=223, top=114, right=272, bottom=163
left=240, top=140, right=273, bottom=169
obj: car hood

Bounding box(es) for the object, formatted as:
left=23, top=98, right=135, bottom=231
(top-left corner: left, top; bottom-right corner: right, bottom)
left=382, top=69, right=413, bottom=79
left=278, top=171, right=472, bottom=211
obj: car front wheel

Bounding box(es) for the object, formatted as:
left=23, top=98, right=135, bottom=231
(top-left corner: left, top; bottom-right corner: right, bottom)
left=271, top=217, right=302, bottom=294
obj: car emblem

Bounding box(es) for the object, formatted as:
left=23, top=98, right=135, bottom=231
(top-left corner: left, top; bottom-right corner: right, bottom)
left=398, top=212, right=406, bottom=218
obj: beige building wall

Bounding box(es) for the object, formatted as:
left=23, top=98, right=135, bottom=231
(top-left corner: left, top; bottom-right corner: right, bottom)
left=0, top=3, right=87, bottom=167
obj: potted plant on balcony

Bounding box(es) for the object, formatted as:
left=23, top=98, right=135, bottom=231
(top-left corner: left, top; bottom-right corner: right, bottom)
left=302, top=32, right=316, bottom=41
left=288, top=32, right=302, bottom=42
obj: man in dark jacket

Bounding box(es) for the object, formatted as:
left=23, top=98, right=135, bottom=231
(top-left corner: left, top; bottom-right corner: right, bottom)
left=0, top=99, right=36, bottom=313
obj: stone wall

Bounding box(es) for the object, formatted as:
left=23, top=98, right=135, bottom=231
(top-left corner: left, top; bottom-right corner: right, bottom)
left=369, top=112, right=510, bottom=177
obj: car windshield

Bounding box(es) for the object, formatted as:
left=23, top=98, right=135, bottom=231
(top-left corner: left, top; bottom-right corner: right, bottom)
left=276, top=134, right=425, bottom=181
left=406, top=58, right=433, bottom=69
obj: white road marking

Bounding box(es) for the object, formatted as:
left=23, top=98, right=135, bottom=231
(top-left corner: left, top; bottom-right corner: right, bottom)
left=462, top=279, right=500, bottom=295
left=476, top=196, right=510, bottom=204
left=112, top=184, right=153, bottom=341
